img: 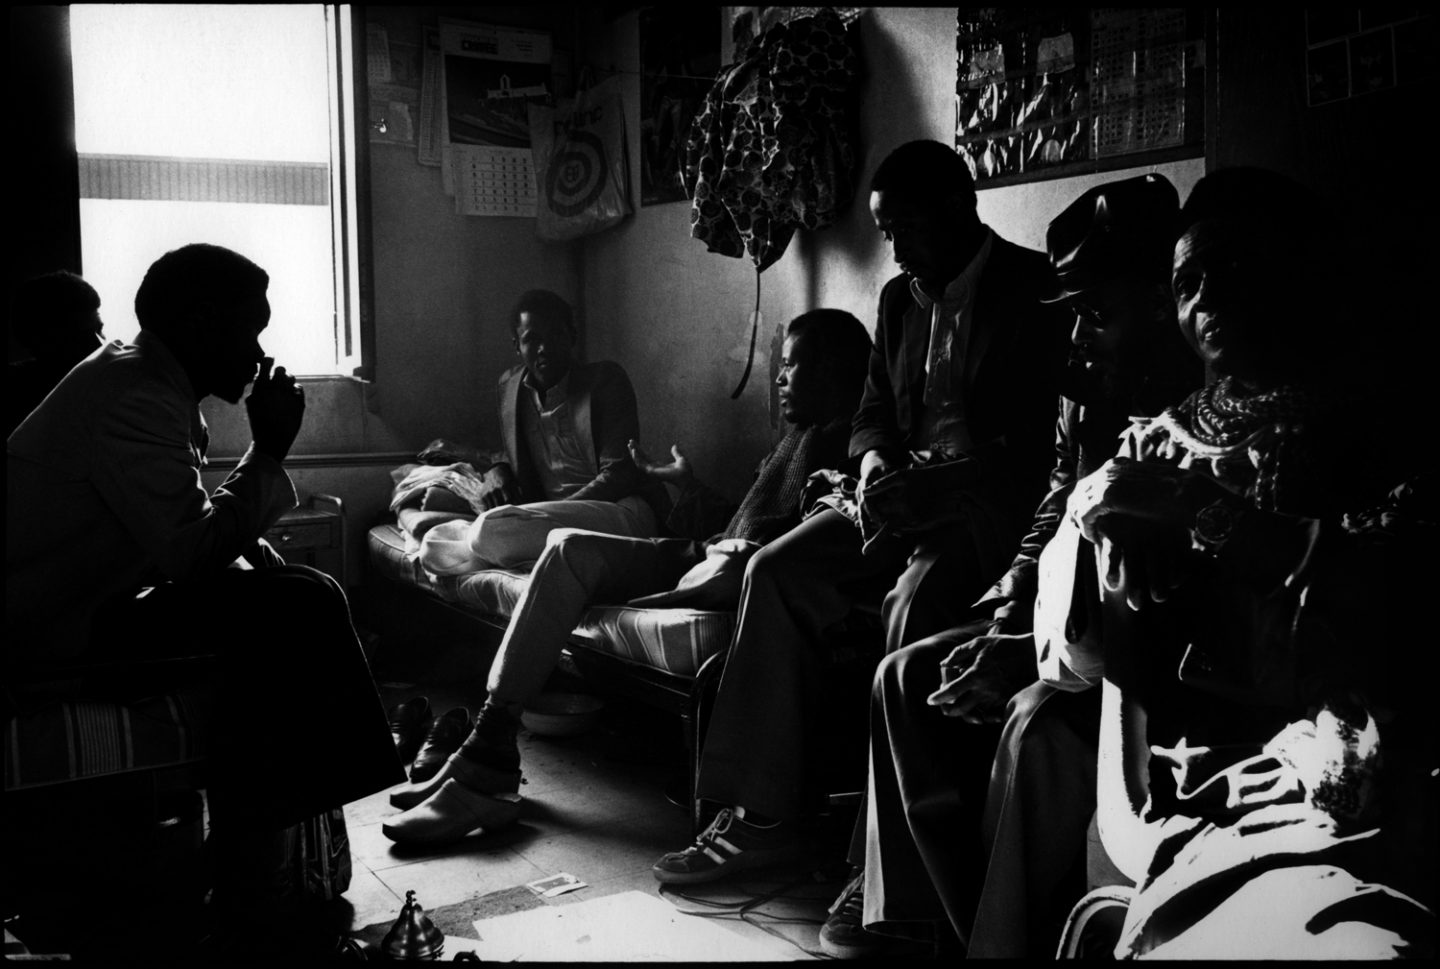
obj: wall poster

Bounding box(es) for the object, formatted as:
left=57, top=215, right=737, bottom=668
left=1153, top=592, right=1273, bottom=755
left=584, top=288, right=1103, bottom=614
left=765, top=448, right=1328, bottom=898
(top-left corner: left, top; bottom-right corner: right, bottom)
left=638, top=7, right=720, bottom=207
left=955, top=8, right=1207, bottom=186
left=438, top=19, right=553, bottom=217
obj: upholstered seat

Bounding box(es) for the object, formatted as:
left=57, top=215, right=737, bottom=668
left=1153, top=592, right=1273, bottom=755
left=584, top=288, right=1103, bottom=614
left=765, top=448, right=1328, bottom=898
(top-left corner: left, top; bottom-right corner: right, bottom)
left=367, top=522, right=734, bottom=678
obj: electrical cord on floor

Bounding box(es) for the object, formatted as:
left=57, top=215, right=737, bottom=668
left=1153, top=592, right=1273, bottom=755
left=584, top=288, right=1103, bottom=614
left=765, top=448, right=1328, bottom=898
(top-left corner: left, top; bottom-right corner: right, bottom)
left=657, top=866, right=850, bottom=960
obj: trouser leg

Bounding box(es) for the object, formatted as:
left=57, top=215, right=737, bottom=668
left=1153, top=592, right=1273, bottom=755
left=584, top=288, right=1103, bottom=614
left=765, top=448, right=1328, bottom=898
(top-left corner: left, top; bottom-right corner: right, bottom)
left=694, top=508, right=912, bottom=821
left=967, top=682, right=1100, bottom=958
left=862, top=637, right=1000, bottom=943
left=470, top=496, right=659, bottom=568
left=486, top=529, right=699, bottom=703
left=882, top=524, right=988, bottom=654
left=110, top=565, right=403, bottom=833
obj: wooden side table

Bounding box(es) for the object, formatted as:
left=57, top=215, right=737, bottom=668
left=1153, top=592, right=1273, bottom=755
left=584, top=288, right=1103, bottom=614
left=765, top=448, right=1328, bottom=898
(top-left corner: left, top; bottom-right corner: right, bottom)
left=266, top=493, right=347, bottom=588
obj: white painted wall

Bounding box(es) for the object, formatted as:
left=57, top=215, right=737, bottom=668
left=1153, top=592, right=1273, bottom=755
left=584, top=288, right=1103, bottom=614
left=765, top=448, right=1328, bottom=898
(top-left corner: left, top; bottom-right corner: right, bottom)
left=583, top=7, right=1204, bottom=501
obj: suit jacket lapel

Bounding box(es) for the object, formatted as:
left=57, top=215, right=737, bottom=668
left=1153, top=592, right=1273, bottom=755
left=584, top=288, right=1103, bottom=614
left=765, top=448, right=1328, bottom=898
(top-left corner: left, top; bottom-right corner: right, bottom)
left=965, top=238, right=1013, bottom=391
left=902, top=296, right=930, bottom=416
left=499, top=367, right=522, bottom=469
left=571, top=364, right=595, bottom=464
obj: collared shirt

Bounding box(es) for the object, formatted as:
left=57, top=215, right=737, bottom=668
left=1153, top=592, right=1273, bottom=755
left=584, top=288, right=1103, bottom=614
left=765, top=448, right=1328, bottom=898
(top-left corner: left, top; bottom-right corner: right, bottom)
left=517, top=368, right=598, bottom=500
left=910, top=227, right=994, bottom=457
left=6, top=330, right=297, bottom=661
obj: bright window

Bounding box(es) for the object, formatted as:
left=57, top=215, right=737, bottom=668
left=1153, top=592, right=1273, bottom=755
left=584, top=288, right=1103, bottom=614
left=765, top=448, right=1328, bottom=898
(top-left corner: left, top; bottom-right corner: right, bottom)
left=70, top=3, right=363, bottom=377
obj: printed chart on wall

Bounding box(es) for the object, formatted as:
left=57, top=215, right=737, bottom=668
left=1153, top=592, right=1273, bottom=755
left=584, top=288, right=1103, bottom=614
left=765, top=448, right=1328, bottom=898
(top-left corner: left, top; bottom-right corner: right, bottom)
left=438, top=19, right=553, bottom=216
left=955, top=8, right=1206, bottom=186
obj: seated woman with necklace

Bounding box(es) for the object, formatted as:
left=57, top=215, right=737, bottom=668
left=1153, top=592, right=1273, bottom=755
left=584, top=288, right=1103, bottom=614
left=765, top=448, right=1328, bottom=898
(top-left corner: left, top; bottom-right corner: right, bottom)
left=1039, top=168, right=1435, bottom=958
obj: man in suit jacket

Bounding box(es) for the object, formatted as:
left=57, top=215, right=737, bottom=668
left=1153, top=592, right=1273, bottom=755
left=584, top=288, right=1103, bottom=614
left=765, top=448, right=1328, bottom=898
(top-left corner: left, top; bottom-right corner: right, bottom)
left=410, top=289, right=667, bottom=572
left=652, top=140, right=1071, bottom=886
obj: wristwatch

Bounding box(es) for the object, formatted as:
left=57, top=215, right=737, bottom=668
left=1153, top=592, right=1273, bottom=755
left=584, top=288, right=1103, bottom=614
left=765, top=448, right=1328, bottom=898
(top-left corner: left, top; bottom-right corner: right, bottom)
left=1192, top=498, right=1243, bottom=555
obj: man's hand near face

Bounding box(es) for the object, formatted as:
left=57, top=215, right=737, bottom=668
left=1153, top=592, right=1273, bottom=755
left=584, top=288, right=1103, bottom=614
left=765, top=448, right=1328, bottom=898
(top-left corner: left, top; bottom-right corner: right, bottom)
left=246, top=356, right=304, bottom=462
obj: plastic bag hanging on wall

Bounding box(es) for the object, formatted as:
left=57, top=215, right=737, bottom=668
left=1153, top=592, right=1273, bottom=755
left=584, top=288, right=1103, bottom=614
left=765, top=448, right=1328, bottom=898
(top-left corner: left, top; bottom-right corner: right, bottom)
left=528, top=75, right=633, bottom=241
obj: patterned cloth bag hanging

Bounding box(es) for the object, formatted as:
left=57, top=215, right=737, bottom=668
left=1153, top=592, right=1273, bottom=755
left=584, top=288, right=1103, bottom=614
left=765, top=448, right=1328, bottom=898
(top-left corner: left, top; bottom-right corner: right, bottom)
left=681, top=8, right=859, bottom=395
left=682, top=8, right=860, bottom=273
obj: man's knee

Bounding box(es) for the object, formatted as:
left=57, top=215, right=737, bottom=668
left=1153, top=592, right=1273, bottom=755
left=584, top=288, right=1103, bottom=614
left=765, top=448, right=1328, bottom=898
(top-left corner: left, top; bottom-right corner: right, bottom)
left=743, top=539, right=785, bottom=587
left=544, top=527, right=592, bottom=555
left=745, top=526, right=831, bottom=592
left=1002, top=683, right=1096, bottom=760
left=872, top=640, right=943, bottom=706
left=246, top=563, right=348, bottom=615
left=543, top=527, right=623, bottom=577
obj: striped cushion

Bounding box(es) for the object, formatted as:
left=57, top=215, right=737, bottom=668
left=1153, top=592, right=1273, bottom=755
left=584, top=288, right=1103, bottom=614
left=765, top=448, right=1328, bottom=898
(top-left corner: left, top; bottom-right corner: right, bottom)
left=4, top=688, right=212, bottom=791
left=366, top=523, right=734, bottom=677
left=574, top=606, right=733, bottom=678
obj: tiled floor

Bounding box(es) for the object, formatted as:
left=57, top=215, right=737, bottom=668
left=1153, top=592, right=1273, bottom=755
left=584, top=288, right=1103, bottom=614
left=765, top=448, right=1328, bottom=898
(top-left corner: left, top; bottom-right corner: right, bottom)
left=352, top=676, right=859, bottom=961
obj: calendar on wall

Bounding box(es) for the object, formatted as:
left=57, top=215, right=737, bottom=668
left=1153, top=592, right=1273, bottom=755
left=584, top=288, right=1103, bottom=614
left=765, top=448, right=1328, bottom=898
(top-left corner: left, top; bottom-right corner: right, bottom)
left=453, top=145, right=537, bottom=217
left=437, top=19, right=553, bottom=217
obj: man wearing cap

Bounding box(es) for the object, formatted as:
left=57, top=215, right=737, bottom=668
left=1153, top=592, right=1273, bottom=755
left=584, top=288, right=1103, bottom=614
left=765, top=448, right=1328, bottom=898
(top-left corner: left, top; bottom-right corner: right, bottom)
left=818, top=174, right=1199, bottom=959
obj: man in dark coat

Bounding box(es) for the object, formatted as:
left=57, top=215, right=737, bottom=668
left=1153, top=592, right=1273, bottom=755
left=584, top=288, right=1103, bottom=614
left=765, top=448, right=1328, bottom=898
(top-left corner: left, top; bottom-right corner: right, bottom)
left=819, top=174, right=1199, bottom=958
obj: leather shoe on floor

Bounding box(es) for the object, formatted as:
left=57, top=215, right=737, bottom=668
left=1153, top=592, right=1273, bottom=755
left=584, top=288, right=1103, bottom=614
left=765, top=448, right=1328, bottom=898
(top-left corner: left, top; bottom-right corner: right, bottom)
left=382, top=780, right=523, bottom=847
left=409, top=706, right=471, bottom=783
left=389, top=750, right=521, bottom=810
left=387, top=696, right=432, bottom=768
left=820, top=867, right=934, bottom=959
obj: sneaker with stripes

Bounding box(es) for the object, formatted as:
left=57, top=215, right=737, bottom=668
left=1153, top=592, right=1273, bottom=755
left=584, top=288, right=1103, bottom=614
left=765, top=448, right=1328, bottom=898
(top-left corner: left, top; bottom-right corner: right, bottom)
left=651, top=806, right=801, bottom=885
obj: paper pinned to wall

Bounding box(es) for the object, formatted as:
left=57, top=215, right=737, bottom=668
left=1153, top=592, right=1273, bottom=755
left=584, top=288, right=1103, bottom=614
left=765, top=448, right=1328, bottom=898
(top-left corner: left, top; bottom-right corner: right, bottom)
left=418, top=27, right=444, bottom=166
left=367, top=24, right=392, bottom=84
left=369, top=89, right=416, bottom=145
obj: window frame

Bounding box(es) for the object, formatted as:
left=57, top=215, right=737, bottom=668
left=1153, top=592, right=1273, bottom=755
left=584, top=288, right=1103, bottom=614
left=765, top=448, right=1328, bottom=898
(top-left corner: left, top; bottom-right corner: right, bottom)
left=332, top=4, right=377, bottom=383
left=68, top=3, right=375, bottom=382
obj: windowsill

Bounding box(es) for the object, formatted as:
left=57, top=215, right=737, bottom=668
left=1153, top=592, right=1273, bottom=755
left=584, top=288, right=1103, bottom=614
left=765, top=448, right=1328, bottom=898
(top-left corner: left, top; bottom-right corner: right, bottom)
left=203, top=450, right=414, bottom=471
left=199, top=371, right=399, bottom=463
left=291, top=373, right=371, bottom=384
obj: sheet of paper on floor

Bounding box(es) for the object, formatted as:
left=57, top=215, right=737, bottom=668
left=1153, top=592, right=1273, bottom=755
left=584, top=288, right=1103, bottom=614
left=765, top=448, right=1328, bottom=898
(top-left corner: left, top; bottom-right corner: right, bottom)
left=472, top=889, right=784, bottom=962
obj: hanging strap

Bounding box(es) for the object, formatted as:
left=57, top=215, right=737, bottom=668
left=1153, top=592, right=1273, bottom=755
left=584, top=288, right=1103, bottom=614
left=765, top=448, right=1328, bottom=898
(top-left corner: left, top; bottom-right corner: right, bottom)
left=730, top=268, right=761, bottom=399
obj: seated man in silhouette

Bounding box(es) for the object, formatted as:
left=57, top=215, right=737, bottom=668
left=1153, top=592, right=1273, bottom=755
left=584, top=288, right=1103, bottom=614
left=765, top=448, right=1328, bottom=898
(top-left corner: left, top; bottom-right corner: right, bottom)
left=6, top=270, right=106, bottom=437
left=6, top=243, right=403, bottom=954
left=381, top=309, right=873, bottom=847
left=403, top=289, right=667, bottom=572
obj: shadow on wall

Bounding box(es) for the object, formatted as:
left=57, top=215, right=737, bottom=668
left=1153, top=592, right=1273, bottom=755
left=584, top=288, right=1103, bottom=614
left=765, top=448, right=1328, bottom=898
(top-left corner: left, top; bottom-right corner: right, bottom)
left=792, top=9, right=932, bottom=331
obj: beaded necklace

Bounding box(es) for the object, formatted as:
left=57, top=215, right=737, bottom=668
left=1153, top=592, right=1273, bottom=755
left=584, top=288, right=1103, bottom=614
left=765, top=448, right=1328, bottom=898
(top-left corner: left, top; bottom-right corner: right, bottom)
left=1139, top=377, right=1320, bottom=513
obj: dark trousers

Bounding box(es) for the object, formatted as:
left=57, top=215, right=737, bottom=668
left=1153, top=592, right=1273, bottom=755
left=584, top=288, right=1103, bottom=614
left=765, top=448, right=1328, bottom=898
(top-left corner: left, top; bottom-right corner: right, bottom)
left=854, top=630, right=1001, bottom=943
left=967, top=681, right=1100, bottom=958
left=695, top=507, right=985, bottom=822
left=101, top=563, right=405, bottom=833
